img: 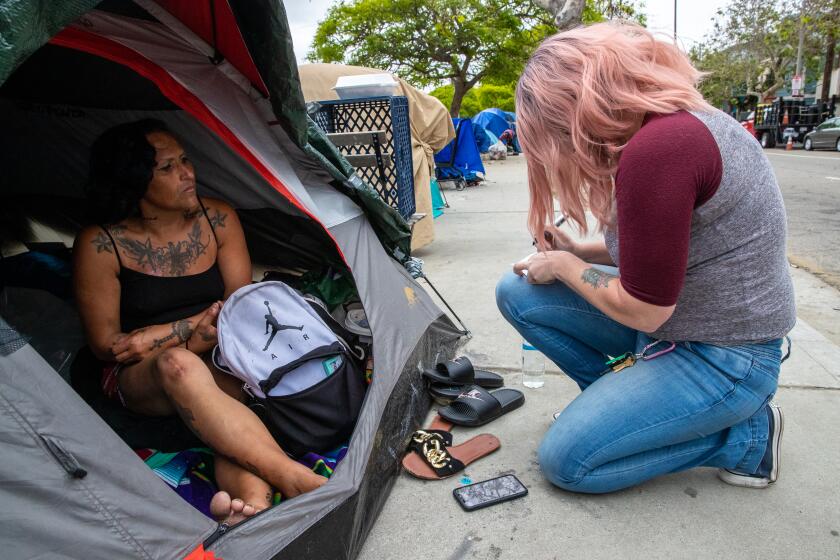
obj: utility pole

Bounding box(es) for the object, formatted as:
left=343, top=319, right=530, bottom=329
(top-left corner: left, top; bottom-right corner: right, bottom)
left=674, top=0, right=677, bottom=43
left=794, top=0, right=806, bottom=95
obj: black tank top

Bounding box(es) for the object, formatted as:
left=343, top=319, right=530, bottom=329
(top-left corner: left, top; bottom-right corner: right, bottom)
left=102, top=199, right=226, bottom=333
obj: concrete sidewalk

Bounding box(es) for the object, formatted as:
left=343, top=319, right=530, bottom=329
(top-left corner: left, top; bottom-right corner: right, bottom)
left=358, top=156, right=840, bottom=560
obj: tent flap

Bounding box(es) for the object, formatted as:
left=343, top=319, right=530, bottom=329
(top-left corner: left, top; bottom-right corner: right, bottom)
left=0, top=0, right=100, bottom=83
left=0, top=316, right=217, bottom=559
left=228, top=1, right=412, bottom=260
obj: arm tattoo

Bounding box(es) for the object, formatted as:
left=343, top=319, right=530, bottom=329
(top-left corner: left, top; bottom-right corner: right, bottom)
left=151, top=319, right=193, bottom=350
left=91, top=232, right=114, bottom=253
left=209, top=210, right=227, bottom=229
left=199, top=330, right=216, bottom=342
left=581, top=268, right=615, bottom=289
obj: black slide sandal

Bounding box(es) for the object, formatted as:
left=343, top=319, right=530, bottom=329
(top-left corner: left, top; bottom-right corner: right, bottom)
left=423, top=356, right=504, bottom=388
left=429, top=383, right=466, bottom=405
left=439, top=385, right=525, bottom=427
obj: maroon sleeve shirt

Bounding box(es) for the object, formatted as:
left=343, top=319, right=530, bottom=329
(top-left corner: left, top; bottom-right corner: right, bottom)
left=613, top=111, right=723, bottom=306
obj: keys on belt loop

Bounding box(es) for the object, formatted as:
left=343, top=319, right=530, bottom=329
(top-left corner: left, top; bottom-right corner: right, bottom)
left=638, top=340, right=676, bottom=361
left=603, top=339, right=675, bottom=374
left=605, top=352, right=636, bottom=373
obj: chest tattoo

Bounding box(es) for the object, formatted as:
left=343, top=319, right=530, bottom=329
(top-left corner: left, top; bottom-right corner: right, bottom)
left=109, top=222, right=210, bottom=276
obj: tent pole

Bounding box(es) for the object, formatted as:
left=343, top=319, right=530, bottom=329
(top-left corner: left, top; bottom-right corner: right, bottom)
left=419, top=275, right=472, bottom=338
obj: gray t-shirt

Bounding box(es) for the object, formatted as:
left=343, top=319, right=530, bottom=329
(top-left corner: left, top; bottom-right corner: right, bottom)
left=604, top=109, right=795, bottom=344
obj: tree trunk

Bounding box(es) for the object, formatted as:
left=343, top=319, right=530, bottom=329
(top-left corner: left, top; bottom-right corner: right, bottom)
left=450, top=77, right=467, bottom=118
left=822, top=38, right=836, bottom=100
left=761, top=79, right=785, bottom=101
left=532, top=0, right=585, bottom=30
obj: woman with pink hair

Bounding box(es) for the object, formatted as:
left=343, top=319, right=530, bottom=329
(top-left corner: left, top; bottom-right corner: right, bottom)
left=496, top=22, right=794, bottom=493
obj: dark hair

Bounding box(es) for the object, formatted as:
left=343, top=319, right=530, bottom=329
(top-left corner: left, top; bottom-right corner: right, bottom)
left=86, top=119, right=171, bottom=224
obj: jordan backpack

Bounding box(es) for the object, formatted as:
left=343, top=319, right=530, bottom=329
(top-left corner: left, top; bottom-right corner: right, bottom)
left=213, top=281, right=367, bottom=457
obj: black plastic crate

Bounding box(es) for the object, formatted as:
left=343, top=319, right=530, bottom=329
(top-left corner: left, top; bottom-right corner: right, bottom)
left=311, top=96, right=415, bottom=219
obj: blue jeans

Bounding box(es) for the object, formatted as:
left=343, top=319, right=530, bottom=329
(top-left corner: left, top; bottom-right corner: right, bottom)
left=496, top=272, right=782, bottom=494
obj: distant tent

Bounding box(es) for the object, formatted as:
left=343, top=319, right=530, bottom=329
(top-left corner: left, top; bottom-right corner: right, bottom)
left=434, top=117, right=485, bottom=182
left=472, top=121, right=492, bottom=153
left=473, top=108, right=513, bottom=138
left=474, top=109, right=520, bottom=154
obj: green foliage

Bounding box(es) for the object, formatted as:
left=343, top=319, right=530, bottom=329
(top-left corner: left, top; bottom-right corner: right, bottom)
left=309, top=0, right=553, bottom=115
left=691, top=0, right=837, bottom=107
left=429, top=82, right=515, bottom=116
left=582, top=0, right=646, bottom=25
left=309, top=0, right=647, bottom=116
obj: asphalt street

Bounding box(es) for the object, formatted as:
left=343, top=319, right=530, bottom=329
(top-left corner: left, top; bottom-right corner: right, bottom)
left=765, top=148, right=840, bottom=287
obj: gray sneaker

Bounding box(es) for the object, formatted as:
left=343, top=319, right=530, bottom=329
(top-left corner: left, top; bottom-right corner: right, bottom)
left=718, top=402, right=783, bottom=489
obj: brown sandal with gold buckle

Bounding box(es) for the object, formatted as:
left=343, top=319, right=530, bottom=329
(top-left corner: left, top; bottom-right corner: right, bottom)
left=402, top=429, right=500, bottom=480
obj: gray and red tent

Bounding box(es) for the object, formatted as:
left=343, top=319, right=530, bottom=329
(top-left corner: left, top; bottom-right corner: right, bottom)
left=0, top=1, right=462, bottom=558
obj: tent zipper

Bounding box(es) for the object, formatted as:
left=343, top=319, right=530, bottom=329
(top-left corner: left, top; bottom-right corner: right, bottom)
left=39, top=434, right=88, bottom=479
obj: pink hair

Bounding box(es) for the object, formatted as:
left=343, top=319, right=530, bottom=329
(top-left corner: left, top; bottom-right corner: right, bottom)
left=516, top=21, right=712, bottom=246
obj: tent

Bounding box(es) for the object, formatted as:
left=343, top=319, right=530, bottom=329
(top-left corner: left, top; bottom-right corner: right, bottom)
left=298, top=64, right=455, bottom=252
left=473, top=108, right=513, bottom=139
left=0, top=2, right=463, bottom=559
left=472, top=121, right=492, bottom=153
left=473, top=108, right=520, bottom=153
left=434, top=117, right=485, bottom=183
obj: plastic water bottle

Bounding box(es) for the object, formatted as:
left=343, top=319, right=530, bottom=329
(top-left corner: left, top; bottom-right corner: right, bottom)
left=522, top=340, right=545, bottom=388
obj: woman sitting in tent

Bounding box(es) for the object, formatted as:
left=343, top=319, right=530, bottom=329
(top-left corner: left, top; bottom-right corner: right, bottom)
left=73, top=119, right=326, bottom=525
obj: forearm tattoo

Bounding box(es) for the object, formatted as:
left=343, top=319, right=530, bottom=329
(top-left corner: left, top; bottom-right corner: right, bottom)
left=151, top=319, right=193, bottom=350
left=102, top=223, right=210, bottom=276
left=581, top=267, right=615, bottom=289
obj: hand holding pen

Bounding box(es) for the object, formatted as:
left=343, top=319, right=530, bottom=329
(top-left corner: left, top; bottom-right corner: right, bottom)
left=533, top=216, right=569, bottom=248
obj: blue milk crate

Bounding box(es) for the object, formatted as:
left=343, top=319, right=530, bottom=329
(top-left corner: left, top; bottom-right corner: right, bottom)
left=311, top=96, right=416, bottom=219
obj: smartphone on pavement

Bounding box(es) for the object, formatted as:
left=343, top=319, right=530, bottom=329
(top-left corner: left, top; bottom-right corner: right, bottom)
left=453, top=474, right=528, bottom=512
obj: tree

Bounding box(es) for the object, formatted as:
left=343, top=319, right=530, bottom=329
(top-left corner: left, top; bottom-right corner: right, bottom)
left=532, top=0, right=645, bottom=29
left=428, top=82, right=516, bottom=116
left=692, top=0, right=830, bottom=107
left=532, top=0, right=585, bottom=28
left=812, top=0, right=840, bottom=100
left=308, top=0, right=554, bottom=117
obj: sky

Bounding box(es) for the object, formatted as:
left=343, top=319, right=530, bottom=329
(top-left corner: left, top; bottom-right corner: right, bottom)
left=285, top=0, right=733, bottom=65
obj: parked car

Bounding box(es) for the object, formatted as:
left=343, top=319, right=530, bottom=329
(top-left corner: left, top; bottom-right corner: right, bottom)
left=803, top=117, right=840, bottom=151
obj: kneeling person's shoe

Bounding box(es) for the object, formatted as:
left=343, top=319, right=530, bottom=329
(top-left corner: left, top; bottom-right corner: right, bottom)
left=718, top=402, right=783, bottom=489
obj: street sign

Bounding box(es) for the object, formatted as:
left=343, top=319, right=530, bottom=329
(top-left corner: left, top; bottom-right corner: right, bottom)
left=792, top=74, right=803, bottom=97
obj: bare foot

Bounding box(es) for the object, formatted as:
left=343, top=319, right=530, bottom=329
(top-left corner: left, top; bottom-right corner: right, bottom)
left=210, top=491, right=264, bottom=526
left=276, top=462, right=328, bottom=499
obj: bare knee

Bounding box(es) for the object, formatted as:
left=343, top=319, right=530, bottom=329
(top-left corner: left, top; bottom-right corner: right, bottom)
left=154, top=347, right=206, bottom=389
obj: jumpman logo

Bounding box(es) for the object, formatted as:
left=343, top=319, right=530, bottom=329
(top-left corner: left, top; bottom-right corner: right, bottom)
left=262, top=300, right=303, bottom=351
